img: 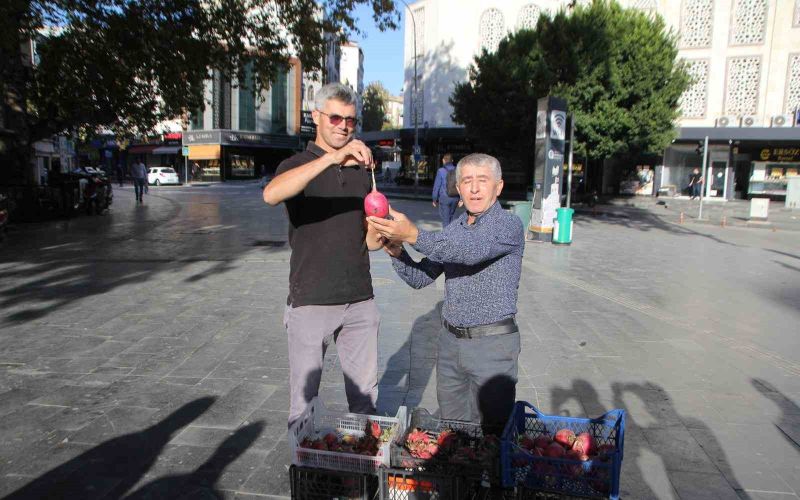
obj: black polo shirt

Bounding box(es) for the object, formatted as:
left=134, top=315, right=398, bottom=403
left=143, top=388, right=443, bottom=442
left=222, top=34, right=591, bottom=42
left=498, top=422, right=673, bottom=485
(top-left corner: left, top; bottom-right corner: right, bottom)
left=276, top=141, right=373, bottom=307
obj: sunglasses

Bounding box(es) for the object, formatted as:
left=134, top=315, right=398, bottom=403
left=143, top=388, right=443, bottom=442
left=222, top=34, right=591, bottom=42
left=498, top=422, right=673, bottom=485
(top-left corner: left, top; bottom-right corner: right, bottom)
left=317, top=110, right=358, bottom=128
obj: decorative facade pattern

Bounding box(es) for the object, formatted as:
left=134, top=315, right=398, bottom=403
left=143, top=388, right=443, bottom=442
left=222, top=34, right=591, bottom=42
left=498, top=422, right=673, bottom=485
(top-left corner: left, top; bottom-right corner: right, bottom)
left=725, top=56, right=761, bottom=115
left=681, top=0, right=714, bottom=48
left=786, top=53, right=800, bottom=113
left=680, top=59, right=710, bottom=118
left=730, top=0, right=767, bottom=45
left=630, top=0, right=657, bottom=11
left=516, top=4, right=541, bottom=31
left=794, top=0, right=800, bottom=27
left=479, top=8, right=506, bottom=53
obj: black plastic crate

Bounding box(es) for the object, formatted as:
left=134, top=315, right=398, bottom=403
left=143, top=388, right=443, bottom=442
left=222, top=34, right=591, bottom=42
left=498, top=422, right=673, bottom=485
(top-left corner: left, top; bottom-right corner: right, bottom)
left=380, top=467, right=459, bottom=500
left=291, top=465, right=378, bottom=500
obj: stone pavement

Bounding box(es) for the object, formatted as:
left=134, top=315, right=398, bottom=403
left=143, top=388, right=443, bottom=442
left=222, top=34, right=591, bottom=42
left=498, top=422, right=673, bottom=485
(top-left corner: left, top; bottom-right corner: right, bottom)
left=0, top=182, right=798, bottom=499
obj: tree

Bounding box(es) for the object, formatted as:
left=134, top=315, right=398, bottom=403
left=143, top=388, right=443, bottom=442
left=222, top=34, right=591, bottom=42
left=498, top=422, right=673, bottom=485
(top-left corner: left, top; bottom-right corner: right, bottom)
left=361, top=81, right=392, bottom=131
left=450, top=0, right=689, bottom=174
left=0, top=0, right=399, bottom=183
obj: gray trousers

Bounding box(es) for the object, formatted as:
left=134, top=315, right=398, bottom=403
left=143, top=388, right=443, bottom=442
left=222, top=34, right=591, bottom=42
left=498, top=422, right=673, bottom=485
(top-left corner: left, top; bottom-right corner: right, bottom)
left=284, top=299, right=379, bottom=426
left=436, top=325, right=520, bottom=429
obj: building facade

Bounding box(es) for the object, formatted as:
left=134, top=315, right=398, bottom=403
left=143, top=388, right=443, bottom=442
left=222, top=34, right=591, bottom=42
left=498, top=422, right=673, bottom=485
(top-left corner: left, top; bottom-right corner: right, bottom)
left=399, top=0, right=800, bottom=198
left=183, top=58, right=312, bottom=182
left=337, top=42, right=365, bottom=131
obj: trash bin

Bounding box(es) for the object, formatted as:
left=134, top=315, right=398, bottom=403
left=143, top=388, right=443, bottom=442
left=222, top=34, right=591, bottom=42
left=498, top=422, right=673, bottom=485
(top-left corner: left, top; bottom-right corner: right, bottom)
left=507, top=200, right=532, bottom=229
left=552, top=207, right=574, bottom=245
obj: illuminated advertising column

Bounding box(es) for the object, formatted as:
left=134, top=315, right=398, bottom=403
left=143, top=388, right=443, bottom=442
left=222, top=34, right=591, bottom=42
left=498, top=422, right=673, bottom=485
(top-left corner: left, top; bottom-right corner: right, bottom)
left=529, top=96, right=568, bottom=242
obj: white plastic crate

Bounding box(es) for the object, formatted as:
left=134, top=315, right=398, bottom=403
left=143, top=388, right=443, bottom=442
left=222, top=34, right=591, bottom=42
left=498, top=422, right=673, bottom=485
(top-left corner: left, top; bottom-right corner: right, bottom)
left=289, top=397, right=407, bottom=475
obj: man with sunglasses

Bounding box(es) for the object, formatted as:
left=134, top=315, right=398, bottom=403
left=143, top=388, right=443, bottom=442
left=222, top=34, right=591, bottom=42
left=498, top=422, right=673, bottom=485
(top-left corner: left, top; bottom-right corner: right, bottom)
left=264, top=83, right=384, bottom=427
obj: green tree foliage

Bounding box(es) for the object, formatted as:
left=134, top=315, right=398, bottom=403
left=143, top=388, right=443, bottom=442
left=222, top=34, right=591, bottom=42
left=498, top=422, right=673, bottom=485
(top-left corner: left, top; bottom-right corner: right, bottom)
left=450, top=0, right=689, bottom=163
left=0, top=0, right=398, bottom=181
left=362, top=81, right=392, bottom=131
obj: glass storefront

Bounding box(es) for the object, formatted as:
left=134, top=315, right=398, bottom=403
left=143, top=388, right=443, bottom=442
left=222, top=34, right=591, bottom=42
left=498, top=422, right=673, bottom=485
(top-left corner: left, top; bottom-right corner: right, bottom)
left=229, top=154, right=255, bottom=178
left=197, top=159, right=221, bottom=182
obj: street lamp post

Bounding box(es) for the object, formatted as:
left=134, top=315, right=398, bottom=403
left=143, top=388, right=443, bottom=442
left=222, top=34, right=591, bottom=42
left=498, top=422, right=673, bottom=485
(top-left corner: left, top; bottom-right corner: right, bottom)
left=399, top=0, right=420, bottom=196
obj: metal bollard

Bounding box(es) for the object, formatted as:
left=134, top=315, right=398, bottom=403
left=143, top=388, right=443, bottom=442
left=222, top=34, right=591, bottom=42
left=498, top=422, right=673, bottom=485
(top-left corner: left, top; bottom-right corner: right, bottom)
left=679, top=212, right=684, bottom=224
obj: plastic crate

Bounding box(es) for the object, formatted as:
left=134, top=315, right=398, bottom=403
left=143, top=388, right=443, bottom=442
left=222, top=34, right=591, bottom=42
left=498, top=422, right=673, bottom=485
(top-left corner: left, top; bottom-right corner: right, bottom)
left=289, top=397, right=406, bottom=475
left=291, top=465, right=378, bottom=499
left=390, top=408, right=501, bottom=481
left=500, top=402, right=625, bottom=499
left=380, top=467, right=459, bottom=500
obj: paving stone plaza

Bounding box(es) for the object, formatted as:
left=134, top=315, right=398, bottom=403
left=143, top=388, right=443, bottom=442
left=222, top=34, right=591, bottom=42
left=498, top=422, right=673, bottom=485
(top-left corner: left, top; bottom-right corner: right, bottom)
left=0, top=183, right=798, bottom=499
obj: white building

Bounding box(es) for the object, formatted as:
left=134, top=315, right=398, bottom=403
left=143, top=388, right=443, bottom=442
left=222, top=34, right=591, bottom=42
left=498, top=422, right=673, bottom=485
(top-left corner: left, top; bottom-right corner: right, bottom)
left=400, top=0, right=800, bottom=198
left=339, top=42, right=365, bottom=131
left=386, top=94, right=404, bottom=129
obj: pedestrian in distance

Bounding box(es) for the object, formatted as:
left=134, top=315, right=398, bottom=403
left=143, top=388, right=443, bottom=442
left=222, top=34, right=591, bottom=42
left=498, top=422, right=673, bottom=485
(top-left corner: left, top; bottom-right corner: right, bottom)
left=263, top=83, right=385, bottom=427
left=368, top=153, right=525, bottom=429
left=131, top=160, right=147, bottom=202
left=688, top=167, right=703, bottom=200
left=432, top=153, right=461, bottom=227
left=116, top=163, right=125, bottom=187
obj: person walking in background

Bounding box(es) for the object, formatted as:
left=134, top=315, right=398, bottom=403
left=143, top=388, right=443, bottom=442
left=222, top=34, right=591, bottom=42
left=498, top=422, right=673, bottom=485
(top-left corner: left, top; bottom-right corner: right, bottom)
left=432, top=153, right=461, bottom=227
left=131, top=160, right=147, bottom=202
left=116, top=163, right=125, bottom=187
left=688, top=167, right=703, bottom=200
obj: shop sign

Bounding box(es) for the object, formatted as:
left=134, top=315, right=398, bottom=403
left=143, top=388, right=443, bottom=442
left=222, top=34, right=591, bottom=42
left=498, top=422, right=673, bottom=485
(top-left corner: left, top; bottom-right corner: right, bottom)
left=163, top=132, right=182, bottom=141
left=183, top=131, right=221, bottom=145
left=378, top=139, right=395, bottom=147
left=301, top=111, right=316, bottom=136
left=759, top=147, right=800, bottom=162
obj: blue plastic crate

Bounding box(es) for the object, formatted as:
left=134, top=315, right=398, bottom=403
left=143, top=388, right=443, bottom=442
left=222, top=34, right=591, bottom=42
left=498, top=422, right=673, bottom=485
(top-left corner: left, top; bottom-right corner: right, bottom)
left=500, top=402, right=625, bottom=499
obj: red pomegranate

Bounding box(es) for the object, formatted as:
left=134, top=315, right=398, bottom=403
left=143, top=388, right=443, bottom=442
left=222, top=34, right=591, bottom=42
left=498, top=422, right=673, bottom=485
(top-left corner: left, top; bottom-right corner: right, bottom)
left=364, top=167, right=389, bottom=218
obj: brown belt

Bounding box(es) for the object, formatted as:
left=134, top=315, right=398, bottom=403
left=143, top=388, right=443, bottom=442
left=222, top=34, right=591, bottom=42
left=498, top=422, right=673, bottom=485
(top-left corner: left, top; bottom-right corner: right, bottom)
left=443, top=317, right=518, bottom=339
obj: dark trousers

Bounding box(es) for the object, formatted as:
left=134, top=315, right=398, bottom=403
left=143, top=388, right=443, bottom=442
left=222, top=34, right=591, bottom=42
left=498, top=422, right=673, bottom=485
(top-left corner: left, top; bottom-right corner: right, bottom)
left=691, top=183, right=702, bottom=198
left=437, top=197, right=459, bottom=227
left=436, top=325, right=520, bottom=429
left=133, top=178, right=145, bottom=200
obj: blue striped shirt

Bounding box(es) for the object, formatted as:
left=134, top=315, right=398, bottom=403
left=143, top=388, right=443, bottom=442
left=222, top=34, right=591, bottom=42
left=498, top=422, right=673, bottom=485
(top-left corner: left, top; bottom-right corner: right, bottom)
left=390, top=201, right=525, bottom=328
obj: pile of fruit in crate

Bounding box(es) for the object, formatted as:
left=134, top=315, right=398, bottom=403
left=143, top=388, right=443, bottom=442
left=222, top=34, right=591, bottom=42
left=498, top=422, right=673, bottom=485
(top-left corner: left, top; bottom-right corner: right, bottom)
left=402, top=426, right=500, bottom=467
left=299, top=419, right=396, bottom=456
left=517, top=428, right=615, bottom=464
left=513, top=428, right=616, bottom=494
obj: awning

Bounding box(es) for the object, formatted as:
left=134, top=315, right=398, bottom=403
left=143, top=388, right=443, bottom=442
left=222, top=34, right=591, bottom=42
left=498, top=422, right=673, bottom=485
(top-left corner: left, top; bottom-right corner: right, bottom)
left=128, top=144, right=158, bottom=154
left=188, top=145, right=221, bottom=160
left=153, top=146, right=180, bottom=155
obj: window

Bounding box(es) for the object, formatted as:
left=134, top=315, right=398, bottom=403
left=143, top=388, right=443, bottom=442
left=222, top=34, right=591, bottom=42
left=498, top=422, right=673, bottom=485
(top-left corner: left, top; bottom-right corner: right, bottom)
left=681, top=0, right=714, bottom=48
left=725, top=56, right=761, bottom=115
left=680, top=59, right=710, bottom=118
left=516, top=4, right=540, bottom=31
left=271, top=71, right=287, bottom=134
left=479, top=8, right=505, bottom=53
left=239, top=62, right=256, bottom=131
left=794, top=0, right=800, bottom=27
left=730, top=0, right=767, bottom=46
left=786, top=53, right=800, bottom=113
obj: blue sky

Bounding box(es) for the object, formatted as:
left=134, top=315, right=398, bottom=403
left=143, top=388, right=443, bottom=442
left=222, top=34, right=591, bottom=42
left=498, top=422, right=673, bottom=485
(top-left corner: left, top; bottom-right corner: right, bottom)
left=350, top=3, right=405, bottom=96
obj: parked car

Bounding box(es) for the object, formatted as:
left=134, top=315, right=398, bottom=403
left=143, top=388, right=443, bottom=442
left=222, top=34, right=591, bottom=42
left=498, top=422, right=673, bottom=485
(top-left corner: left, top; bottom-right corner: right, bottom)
left=148, top=167, right=180, bottom=186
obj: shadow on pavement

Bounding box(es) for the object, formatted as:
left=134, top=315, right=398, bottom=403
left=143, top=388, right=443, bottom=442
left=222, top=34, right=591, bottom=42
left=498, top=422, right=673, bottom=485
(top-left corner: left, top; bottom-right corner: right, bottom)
left=575, top=206, right=741, bottom=247
left=752, top=378, right=800, bottom=453
left=376, top=303, right=441, bottom=415
left=122, top=421, right=264, bottom=500
left=548, top=379, right=745, bottom=499
left=3, top=396, right=216, bottom=500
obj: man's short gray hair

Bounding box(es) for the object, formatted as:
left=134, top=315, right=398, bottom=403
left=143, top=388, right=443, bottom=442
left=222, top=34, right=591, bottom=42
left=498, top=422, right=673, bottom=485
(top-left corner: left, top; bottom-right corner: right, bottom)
left=456, top=153, right=502, bottom=182
left=314, top=83, right=357, bottom=110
